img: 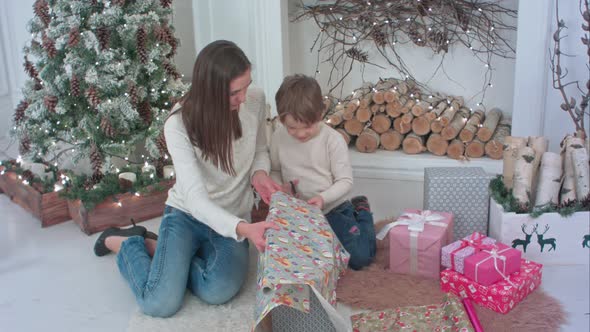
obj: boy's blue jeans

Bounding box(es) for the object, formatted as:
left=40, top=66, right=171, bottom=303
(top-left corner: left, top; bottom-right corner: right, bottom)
left=116, top=205, right=249, bottom=317
left=325, top=201, right=376, bottom=270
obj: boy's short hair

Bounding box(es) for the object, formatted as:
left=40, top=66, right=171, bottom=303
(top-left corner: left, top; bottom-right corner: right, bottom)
left=275, top=74, right=324, bottom=125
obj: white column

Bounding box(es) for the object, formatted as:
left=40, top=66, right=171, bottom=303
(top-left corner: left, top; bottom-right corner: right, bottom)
left=511, top=0, right=553, bottom=137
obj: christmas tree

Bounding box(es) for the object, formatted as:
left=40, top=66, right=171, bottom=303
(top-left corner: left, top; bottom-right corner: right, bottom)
left=11, top=0, right=187, bottom=195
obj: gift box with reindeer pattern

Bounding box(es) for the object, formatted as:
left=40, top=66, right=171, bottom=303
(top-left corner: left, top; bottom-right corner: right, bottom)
left=489, top=198, right=590, bottom=265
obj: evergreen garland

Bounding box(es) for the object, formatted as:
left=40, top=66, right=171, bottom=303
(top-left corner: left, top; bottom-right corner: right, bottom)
left=489, top=175, right=590, bottom=218
left=0, top=159, right=60, bottom=194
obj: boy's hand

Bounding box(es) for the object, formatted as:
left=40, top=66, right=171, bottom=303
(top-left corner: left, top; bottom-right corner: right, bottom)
left=252, top=171, right=281, bottom=204
left=307, top=196, right=324, bottom=210
left=236, top=221, right=280, bottom=252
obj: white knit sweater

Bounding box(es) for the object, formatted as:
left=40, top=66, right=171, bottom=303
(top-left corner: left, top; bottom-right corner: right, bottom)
left=164, top=87, right=270, bottom=240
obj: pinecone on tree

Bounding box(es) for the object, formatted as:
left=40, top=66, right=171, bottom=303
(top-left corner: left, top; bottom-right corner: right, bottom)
left=19, top=136, right=31, bottom=155
left=160, top=0, right=173, bottom=8
left=68, top=27, right=80, bottom=47
left=137, top=26, right=148, bottom=63
left=97, top=26, right=110, bottom=51
left=166, top=28, right=178, bottom=58
left=34, top=0, right=51, bottom=27
left=163, top=61, right=180, bottom=80
left=70, top=74, right=80, bottom=96
left=112, top=0, right=126, bottom=6
left=86, top=87, right=100, bottom=108
left=372, top=28, right=387, bottom=47
left=155, top=130, right=168, bottom=157
left=21, top=170, right=35, bottom=183
left=44, top=95, right=58, bottom=113
left=154, top=157, right=166, bottom=178
left=42, top=32, right=57, bottom=58
left=23, top=56, right=39, bottom=80
left=154, top=25, right=167, bottom=43
left=100, top=116, right=116, bottom=138
left=90, top=143, right=103, bottom=177
left=14, top=100, right=29, bottom=124
left=128, top=84, right=138, bottom=106
left=139, top=100, right=152, bottom=125
left=34, top=79, right=43, bottom=91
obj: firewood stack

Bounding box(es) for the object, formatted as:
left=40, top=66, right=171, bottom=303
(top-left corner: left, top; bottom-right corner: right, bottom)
left=324, top=78, right=511, bottom=159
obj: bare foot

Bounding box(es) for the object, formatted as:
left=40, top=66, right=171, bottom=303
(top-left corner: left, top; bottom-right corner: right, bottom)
left=145, top=238, right=157, bottom=257
left=104, top=236, right=127, bottom=254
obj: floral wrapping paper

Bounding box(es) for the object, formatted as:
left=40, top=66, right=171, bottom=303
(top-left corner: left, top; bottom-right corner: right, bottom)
left=350, top=294, right=474, bottom=332
left=441, top=232, right=497, bottom=274
left=440, top=259, right=543, bottom=314
left=252, top=192, right=350, bottom=331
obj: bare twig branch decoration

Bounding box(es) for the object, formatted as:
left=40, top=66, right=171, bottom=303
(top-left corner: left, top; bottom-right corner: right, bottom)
left=293, top=0, right=517, bottom=102
left=550, top=0, right=589, bottom=139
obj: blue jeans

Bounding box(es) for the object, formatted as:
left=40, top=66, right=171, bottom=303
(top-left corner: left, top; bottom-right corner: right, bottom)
left=116, top=205, right=249, bottom=317
left=325, top=201, right=376, bottom=270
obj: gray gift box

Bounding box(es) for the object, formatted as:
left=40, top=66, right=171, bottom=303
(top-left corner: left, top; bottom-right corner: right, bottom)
left=423, top=167, right=491, bottom=240
left=271, top=290, right=336, bottom=332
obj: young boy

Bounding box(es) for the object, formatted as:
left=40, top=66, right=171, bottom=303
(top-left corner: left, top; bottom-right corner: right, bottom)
left=270, top=74, right=376, bottom=270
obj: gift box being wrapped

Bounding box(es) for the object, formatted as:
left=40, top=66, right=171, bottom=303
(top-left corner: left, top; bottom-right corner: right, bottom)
left=351, top=294, right=474, bottom=332
left=442, top=232, right=521, bottom=286
left=376, top=209, right=454, bottom=279
left=440, top=259, right=542, bottom=314
left=424, top=167, right=492, bottom=240
left=252, top=192, right=351, bottom=332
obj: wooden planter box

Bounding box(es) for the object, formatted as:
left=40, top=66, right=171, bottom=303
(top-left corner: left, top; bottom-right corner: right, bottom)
left=0, top=170, right=70, bottom=227
left=489, top=198, right=590, bottom=265
left=67, top=180, right=174, bottom=235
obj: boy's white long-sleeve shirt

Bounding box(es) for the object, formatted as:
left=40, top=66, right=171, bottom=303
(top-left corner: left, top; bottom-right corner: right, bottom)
left=269, top=122, right=353, bottom=213
left=164, top=87, right=270, bottom=240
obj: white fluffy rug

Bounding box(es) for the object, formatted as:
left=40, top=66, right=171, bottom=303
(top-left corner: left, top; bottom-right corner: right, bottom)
left=126, top=247, right=259, bottom=332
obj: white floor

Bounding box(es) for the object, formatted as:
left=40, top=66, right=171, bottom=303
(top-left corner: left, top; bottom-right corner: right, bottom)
left=0, top=194, right=588, bottom=332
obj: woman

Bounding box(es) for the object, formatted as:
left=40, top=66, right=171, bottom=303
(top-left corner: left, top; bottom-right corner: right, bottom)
left=93, top=40, right=281, bottom=317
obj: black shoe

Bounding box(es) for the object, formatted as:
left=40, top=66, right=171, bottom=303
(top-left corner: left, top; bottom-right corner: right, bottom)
left=94, top=225, right=147, bottom=257
left=145, top=231, right=158, bottom=241
left=351, top=195, right=371, bottom=212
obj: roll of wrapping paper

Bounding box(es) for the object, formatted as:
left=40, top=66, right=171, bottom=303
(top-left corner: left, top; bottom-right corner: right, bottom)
left=462, top=297, right=484, bottom=332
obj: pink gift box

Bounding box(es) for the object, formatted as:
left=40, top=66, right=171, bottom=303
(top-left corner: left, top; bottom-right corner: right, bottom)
left=463, top=243, right=522, bottom=286
left=441, top=232, right=496, bottom=274
left=440, top=259, right=543, bottom=314
left=387, top=209, right=454, bottom=279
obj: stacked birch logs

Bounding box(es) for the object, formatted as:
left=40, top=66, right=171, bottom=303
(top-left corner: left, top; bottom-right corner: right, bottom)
left=325, top=78, right=511, bottom=159
left=503, top=134, right=590, bottom=208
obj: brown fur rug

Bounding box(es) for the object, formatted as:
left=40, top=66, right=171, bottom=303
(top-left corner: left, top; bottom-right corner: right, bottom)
left=336, top=220, right=567, bottom=331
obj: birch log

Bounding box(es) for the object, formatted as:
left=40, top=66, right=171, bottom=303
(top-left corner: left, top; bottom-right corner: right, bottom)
left=371, top=114, right=392, bottom=134
left=344, top=119, right=364, bottom=136
left=465, top=139, right=485, bottom=158
left=386, top=99, right=403, bottom=118
left=534, top=152, right=563, bottom=207
left=441, top=107, right=470, bottom=140
left=527, top=136, right=549, bottom=205
left=439, top=106, right=458, bottom=127
left=356, top=128, right=380, bottom=153
left=560, top=135, right=585, bottom=203
left=459, top=109, right=485, bottom=142
left=476, top=108, right=502, bottom=142
left=502, top=136, right=528, bottom=190
left=411, top=115, right=431, bottom=136
left=513, top=146, right=536, bottom=206
left=428, top=101, right=447, bottom=121
left=430, top=119, right=444, bottom=133
left=380, top=130, right=403, bottom=151
left=384, top=88, right=399, bottom=104
left=426, top=133, right=449, bottom=156
left=484, top=119, right=511, bottom=160
left=447, top=139, right=465, bottom=160
left=402, top=133, right=427, bottom=154
left=572, top=147, right=590, bottom=200
left=356, top=106, right=372, bottom=123
left=326, top=109, right=345, bottom=127
left=411, top=101, right=430, bottom=117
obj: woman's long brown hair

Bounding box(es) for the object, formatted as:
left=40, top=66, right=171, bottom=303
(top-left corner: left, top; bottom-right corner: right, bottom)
left=180, top=40, right=250, bottom=175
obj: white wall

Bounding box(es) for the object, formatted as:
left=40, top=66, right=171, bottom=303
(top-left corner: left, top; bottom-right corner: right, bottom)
left=287, top=0, right=518, bottom=113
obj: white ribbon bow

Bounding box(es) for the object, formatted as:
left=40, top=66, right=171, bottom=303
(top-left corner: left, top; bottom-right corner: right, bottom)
left=475, top=247, right=517, bottom=288
left=376, top=210, right=447, bottom=240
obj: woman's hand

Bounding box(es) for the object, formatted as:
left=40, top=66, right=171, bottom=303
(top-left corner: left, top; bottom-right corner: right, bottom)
left=252, top=170, right=281, bottom=204
left=236, top=221, right=280, bottom=252
left=307, top=195, right=324, bottom=210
